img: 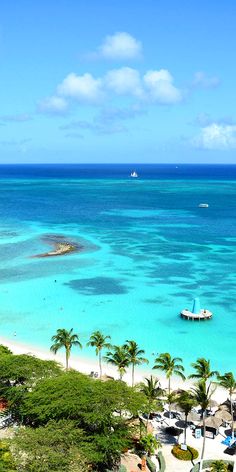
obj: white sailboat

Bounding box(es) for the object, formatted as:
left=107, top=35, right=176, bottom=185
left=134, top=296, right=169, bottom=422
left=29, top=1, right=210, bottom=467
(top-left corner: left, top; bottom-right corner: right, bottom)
left=130, top=171, right=138, bottom=178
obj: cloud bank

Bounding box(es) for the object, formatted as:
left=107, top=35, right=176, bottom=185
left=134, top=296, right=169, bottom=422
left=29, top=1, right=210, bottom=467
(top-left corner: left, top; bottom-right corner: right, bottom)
left=193, top=123, right=236, bottom=149
left=39, top=67, right=182, bottom=112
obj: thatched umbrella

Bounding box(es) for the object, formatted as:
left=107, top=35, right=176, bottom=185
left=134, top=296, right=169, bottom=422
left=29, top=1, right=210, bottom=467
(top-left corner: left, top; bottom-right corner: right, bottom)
left=215, top=409, right=232, bottom=423
left=200, top=416, right=222, bottom=429
left=208, top=399, right=219, bottom=409
left=100, top=374, right=114, bottom=381
left=187, top=411, right=201, bottom=423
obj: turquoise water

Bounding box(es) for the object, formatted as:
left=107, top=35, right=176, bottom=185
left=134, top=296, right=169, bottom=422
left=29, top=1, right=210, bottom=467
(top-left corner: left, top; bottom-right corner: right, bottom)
left=0, top=165, right=235, bottom=374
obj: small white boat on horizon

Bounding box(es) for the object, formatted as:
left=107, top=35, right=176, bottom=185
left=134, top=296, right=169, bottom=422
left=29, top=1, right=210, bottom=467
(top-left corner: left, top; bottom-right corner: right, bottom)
left=130, top=171, right=138, bottom=178
left=198, top=203, right=209, bottom=208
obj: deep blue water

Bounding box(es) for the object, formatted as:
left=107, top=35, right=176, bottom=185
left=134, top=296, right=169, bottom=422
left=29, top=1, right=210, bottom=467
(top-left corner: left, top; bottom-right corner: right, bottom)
left=1, top=163, right=236, bottom=180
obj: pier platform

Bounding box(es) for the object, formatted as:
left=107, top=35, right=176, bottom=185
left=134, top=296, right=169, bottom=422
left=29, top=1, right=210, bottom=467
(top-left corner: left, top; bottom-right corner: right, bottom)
left=180, top=308, right=212, bottom=321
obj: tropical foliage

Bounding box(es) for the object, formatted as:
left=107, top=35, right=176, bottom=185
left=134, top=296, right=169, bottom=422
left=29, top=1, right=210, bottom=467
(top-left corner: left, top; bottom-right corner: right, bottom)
left=217, top=372, right=236, bottom=440
left=50, top=328, right=82, bottom=370
left=153, top=352, right=185, bottom=393
left=189, top=358, right=218, bottom=383
left=0, top=336, right=234, bottom=472
left=103, top=345, right=130, bottom=380
left=0, top=352, right=61, bottom=420
left=209, top=460, right=229, bottom=472
left=124, top=340, right=148, bottom=387
left=139, top=376, right=163, bottom=418
left=139, top=433, right=161, bottom=456
left=177, top=390, right=197, bottom=444
left=12, top=420, right=89, bottom=472
left=192, top=380, right=216, bottom=465
left=87, top=331, right=111, bottom=378
left=17, top=371, right=146, bottom=470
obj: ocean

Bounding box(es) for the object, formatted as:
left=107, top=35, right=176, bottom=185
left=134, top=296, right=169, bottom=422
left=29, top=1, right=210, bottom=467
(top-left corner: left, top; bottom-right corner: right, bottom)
left=0, top=164, right=235, bottom=374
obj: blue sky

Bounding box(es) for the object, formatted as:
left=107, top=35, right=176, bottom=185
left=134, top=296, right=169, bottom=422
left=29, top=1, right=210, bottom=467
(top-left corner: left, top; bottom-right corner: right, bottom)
left=0, top=0, right=236, bottom=163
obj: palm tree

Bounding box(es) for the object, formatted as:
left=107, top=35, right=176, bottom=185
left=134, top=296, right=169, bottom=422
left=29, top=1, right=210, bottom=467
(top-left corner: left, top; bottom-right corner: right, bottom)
left=217, top=371, right=236, bottom=441
left=139, top=376, right=163, bottom=425
left=192, top=380, right=216, bottom=472
left=189, top=358, right=218, bottom=384
left=177, top=390, right=197, bottom=444
left=124, top=340, right=149, bottom=387
left=210, top=460, right=228, bottom=472
left=50, top=328, right=82, bottom=371
left=153, top=353, right=185, bottom=394
left=87, top=331, right=111, bottom=378
left=103, top=345, right=130, bottom=380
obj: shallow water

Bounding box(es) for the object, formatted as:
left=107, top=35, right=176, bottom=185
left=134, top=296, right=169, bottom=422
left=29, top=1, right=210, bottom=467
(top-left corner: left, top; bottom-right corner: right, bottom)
left=0, top=164, right=235, bottom=374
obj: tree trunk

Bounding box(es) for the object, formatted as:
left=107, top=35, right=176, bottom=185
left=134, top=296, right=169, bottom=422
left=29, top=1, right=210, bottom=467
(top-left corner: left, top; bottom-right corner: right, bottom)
left=99, top=350, right=102, bottom=378
left=168, top=401, right=171, bottom=425
left=168, top=377, right=171, bottom=424
left=230, top=393, right=234, bottom=441
left=168, top=377, right=171, bottom=395
left=132, top=363, right=135, bottom=387
left=66, top=348, right=70, bottom=371
left=184, top=413, right=187, bottom=444
left=199, top=410, right=206, bottom=472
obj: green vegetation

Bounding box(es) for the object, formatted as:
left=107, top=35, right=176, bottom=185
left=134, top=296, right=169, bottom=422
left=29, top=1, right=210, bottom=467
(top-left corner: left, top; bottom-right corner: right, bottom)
left=0, top=440, right=16, bottom=471
left=0, top=345, right=12, bottom=356
left=0, top=339, right=235, bottom=471
left=124, top=340, right=148, bottom=387
left=171, top=444, right=198, bottom=461
left=139, top=433, right=161, bottom=456
left=153, top=353, right=185, bottom=394
left=217, top=372, right=236, bottom=439
left=191, top=461, right=234, bottom=472
left=17, top=371, right=146, bottom=470
left=177, top=390, right=197, bottom=444
left=0, top=352, right=61, bottom=421
left=189, top=358, right=219, bottom=383
left=12, top=420, right=89, bottom=471
left=153, top=353, right=185, bottom=423
left=103, top=345, right=130, bottom=380
left=138, top=375, right=163, bottom=424
left=192, top=380, right=216, bottom=466
left=209, top=460, right=229, bottom=472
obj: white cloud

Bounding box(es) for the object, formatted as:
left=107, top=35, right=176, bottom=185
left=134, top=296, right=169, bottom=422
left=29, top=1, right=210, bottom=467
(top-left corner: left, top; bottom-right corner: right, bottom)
left=193, top=71, right=220, bottom=88
left=99, top=32, right=142, bottom=59
left=105, top=67, right=143, bottom=96
left=57, top=72, right=103, bottom=103
left=193, top=123, right=236, bottom=149
left=38, top=96, right=68, bottom=114
left=143, top=69, right=182, bottom=104
left=39, top=67, right=182, bottom=115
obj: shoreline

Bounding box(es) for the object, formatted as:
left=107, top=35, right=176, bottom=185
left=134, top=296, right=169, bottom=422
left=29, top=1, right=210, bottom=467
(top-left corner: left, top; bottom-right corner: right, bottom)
left=0, top=336, right=227, bottom=404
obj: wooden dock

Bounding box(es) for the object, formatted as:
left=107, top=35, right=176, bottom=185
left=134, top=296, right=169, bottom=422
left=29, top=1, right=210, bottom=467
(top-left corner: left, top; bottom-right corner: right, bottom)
left=180, top=309, right=212, bottom=321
